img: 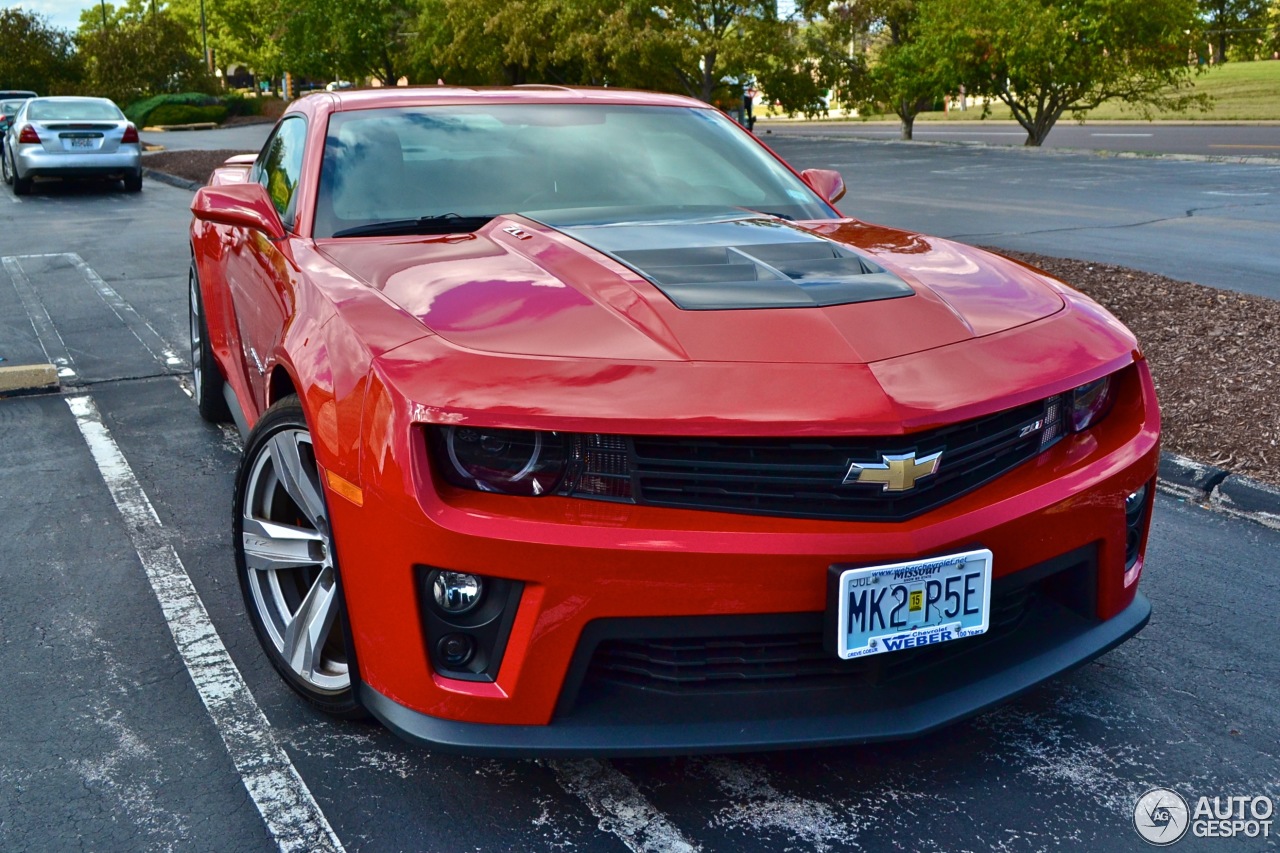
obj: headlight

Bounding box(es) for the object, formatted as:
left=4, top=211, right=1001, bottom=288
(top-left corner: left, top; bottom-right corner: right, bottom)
left=438, top=426, right=568, bottom=496
left=1069, top=375, right=1115, bottom=432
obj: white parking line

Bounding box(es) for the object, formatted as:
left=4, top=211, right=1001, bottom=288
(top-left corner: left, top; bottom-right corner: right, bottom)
left=1090, top=133, right=1154, bottom=137
left=550, top=759, right=701, bottom=853
left=2, top=255, right=77, bottom=379
left=68, top=253, right=187, bottom=369
left=66, top=393, right=345, bottom=853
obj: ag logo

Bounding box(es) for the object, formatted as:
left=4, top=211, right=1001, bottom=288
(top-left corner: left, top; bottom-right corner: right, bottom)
left=1134, top=788, right=1190, bottom=846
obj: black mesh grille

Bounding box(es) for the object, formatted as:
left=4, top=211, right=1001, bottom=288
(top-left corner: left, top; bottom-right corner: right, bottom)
left=587, top=585, right=1037, bottom=695
left=571, top=397, right=1062, bottom=522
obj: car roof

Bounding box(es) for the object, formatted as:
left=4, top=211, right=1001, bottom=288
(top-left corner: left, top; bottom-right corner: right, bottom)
left=26, top=95, right=119, bottom=105
left=323, top=86, right=708, bottom=112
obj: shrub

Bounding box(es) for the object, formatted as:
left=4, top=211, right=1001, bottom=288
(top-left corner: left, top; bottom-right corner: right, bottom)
left=124, top=92, right=217, bottom=126
left=145, top=103, right=228, bottom=126
left=221, top=91, right=262, bottom=118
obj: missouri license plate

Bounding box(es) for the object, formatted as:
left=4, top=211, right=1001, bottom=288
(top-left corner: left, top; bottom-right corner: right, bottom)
left=829, top=549, right=993, bottom=659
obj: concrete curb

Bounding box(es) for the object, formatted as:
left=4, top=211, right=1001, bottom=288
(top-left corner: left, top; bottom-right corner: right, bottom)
left=0, top=363, right=58, bottom=395
left=1156, top=451, right=1280, bottom=531
left=142, top=168, right=203, bottom=191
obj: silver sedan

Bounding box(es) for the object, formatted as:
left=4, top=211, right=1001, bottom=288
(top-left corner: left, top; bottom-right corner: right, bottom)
left=2, top=96, right=142, bottom=195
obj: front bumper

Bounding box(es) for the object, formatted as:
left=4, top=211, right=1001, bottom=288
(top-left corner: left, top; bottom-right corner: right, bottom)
left=362, top=583, right=1150, bottom=757
left=15, top=146, right=141, bottom=180
left=329, top=359, right=1160, bottom=755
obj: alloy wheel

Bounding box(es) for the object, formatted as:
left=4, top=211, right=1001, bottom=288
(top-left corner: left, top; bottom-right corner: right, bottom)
left=240, top=426, right=350, bottom=694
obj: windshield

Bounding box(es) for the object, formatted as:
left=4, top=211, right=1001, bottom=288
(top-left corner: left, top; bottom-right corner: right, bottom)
left=1, top=100, right=25, bottom=118
left=315, top=104, right=836, bottom=239
left=28, top=99, right=124, bottom=121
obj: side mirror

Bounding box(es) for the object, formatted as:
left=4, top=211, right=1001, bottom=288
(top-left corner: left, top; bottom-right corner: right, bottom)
left=801, top=168, right=847, bottom=205
left=191, top=181, right=286, bottom=241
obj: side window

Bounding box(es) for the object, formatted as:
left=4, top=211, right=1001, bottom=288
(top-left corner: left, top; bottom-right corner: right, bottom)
left=255, top=117, right=307, bottom=230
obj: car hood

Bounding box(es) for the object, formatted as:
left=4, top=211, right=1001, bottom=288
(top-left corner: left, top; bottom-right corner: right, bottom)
left=317, top=213, right=1064, bottom=365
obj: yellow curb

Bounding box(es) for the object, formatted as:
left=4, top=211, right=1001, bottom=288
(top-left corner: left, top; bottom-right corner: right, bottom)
left=142, top=122, right=219, bottom=132
left=0, top=363, right=59, bottom=394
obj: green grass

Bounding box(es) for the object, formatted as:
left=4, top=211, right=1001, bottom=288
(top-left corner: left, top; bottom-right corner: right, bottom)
left=839, top=60, right=1280, bottom=123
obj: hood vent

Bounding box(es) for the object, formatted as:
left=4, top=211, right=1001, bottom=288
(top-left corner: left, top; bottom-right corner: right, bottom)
left=546, top=215, right=914, bottom=311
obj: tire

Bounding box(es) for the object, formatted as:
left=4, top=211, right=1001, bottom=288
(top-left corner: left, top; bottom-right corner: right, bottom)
left=234, top=395, right=365, bottom=718
left=189, top=260, right=232, bottom=423
left=123, top=170, right=142, bottom=193
left=1, top=149, right=12, bottom=186
left=12, top=155, right=30, bottom=195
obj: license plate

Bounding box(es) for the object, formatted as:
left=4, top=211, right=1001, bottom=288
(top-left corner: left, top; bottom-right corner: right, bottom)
left=829, top=549, right=992, bottom=659
left=69, top=138, right=94, bottom=149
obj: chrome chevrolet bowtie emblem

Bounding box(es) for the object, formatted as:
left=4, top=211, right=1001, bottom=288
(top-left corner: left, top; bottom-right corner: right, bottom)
left=843, top=451, right=943, bottom=492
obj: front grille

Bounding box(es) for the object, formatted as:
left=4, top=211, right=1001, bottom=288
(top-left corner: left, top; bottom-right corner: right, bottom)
left=586, top=584, right=1036, bottom=695
left=572, top=396, right=1062, bottom=522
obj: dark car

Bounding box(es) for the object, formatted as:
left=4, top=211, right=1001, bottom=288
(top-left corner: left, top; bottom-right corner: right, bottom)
left=0, top=95, right=35, bottom=155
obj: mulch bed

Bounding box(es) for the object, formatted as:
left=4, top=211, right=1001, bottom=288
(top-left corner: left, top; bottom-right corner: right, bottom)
left=143, top=149, right=254, bottom=184
left=142, top=148, right=1279, bottom=486
left=989, top=250, right=1279, bottom=485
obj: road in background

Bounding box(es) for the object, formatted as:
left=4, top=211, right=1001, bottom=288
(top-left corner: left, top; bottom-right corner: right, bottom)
left=1, top=149, right=1277, bottom=852
left=142, top=123, right=273, bottom=152
left=760, top=120, right=1280, bottom=157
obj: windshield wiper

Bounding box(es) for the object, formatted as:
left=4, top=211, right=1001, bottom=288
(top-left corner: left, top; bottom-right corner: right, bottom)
left=331, top=213, right=494, bottom=238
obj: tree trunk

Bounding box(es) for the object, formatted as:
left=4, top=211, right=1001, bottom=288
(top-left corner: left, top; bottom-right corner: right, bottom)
left=700, top=51, right=717, bottom=103
left=899, top=111, right=915, bottom=140
left=503, top=64, right=526, bottom=86
left=1217, top=32, right=1229, bottom=63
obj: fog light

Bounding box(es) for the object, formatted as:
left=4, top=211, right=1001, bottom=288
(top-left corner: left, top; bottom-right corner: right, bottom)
left=432, top=571, right=483, bottom=614
left=437, top=633, right=476, bottom=668
left=1124, top=482, right=1151, bottom=573
left=1125, top=485, right=1148, bottom=522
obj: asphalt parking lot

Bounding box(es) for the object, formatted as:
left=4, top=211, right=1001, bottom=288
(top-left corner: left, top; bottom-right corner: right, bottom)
left=1, top=146, right=1277, bottom=852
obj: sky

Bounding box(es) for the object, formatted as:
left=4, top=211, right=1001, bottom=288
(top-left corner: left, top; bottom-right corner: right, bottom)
left=9, top=0, right=90, bottom=30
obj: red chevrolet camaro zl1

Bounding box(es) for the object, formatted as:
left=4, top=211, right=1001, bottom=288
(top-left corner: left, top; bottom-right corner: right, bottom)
left=188, top=87, right=1159, bottom=755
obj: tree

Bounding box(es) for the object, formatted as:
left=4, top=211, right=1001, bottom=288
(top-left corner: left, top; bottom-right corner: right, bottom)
left=77, top=3, right=215, bottom=104
left=422, top=0, right=564, bottom=85
left=918, top=0, right=1207, bottom=146
left=798, top=0, right=946, bottom=139
left=1200, top=0, right=1270, bottom=62
left=425, top=0, right=805, bottom=110
left=657, top=0, right=783, bottom=103
left=0, top=9, right=81, bottom=94
left=1271, top=0, right=1280, bottom=55
left=167, top=0, right=285, bottom=87
left=279, top=0, right=420, bottom=85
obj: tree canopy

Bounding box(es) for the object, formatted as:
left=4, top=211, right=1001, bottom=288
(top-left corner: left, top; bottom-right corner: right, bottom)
left=0, top=8, right=81, bottom=94
left=0, top=0, right=1234, bottom=147
left=1200, top=0, right=1272, bottom=61
left=75, top=2, right=214, bottom=105
left=917, top=0, right=1207, bottom=146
